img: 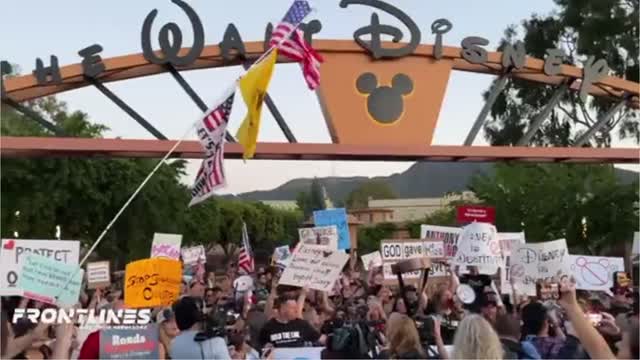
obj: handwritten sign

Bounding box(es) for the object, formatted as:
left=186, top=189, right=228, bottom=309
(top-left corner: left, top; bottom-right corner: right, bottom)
left=420, top=225, right=461, bottom=257
left=298, top=226, right=338, bottom=249
left=313, top=208, right=350, bottom=250
left=150, top=233, right=182, bottom=260
left=18, top=254, right=83, bottom=306
left=87, top=261, right=111, bottom=289
left=99, top=325, right=160, bottom=359
left=511, top=239, right=569, bottom=292
left=569, top=255, right=624, bottom=292
left=0, top=239, right=80, bottom=296
left=361, top=251, right=383, bottom=270
left=181, top=245, right=205, bottom=266
left=453, top=222, right=503, bottom=273
left=279, top=244, right=349, bottom=291
left=124, top=258, right=182, bottom=309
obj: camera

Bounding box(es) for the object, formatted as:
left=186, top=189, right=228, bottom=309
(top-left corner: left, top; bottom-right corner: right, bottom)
left=415, top=315, right=457, bottom=345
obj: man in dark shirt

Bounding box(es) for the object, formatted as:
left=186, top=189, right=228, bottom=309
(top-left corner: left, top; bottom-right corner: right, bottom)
left=259, top=296, right=324, bottom=348
left=459, top=267, right=492, bottom=313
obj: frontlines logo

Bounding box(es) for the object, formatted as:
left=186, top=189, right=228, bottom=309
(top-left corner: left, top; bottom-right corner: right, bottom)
left=12, top=308, right=152, bottom=328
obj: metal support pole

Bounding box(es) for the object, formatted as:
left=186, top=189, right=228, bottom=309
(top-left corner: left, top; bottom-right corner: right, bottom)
left=464, top=75, right=509, bottom=146
left=242, top=62, right=297, bottom=143
left=2, top=97, right=66, bottom=136
left=574, top=100, right=626, bottom=147
left=517, top=82, right=569, bottom=146
left=166, top=65, right=236, bottom=143
left=90, top=79, right=167, bottom=140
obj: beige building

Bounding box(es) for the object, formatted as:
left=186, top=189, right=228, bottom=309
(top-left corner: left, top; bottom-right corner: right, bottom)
left=260, top=200, right=298, bottom=211
left=367, top=191, right=476, bottom=222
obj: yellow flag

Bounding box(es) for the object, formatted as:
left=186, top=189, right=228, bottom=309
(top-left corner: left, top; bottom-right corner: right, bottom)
left=236, top=49, right=278, bottom=159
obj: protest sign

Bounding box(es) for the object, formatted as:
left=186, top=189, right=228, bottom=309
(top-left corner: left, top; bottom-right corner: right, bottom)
left=569, top=255, right=624, bottom=292
left=0, top=239, right=80, bottom=296
left=381, top=239, right=447, bottom=282
left=150, top=233, right=182, bottom=260
left=453, top=222, right=503, bottom=273
left=511, top=239, right=569, bottom=293
left=279, top=244, right=349, bottom=291
left=273, top=347, right=324, bottom=360
left=456, top=205, right=496, bottom=224
left=18, top=254, right=83, bottom=306
left=272, top=245, right=292, bottom=269
left=420, top=225, right=461, bottom=257
left=99, top=324, right=159, bottom=359
left=361, top=251, right=383, bottom=270
left=124, top=258, right=182, bottom=309
left=298, top=225, right=338, bottom=249
left=313, top=208, right=350, bottom=250
left=498, top=232, right=526, bottom=294
left=87, top=261, right=111, bottom=289
left=180, top=245, right=206, bottom=266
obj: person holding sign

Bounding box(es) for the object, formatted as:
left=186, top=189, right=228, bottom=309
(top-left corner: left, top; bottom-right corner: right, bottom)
left=259, top=295, right=325, bottom=349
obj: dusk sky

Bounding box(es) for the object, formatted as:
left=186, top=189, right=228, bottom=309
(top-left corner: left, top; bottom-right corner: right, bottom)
left=2, top=0, right=636, bottom=195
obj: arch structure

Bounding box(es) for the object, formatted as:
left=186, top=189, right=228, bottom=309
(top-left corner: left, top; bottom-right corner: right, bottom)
left=2, top=40, right=639, bottom=163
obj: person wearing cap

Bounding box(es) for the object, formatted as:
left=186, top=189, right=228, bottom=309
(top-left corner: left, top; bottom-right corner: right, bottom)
left=157, top=307, right=179, bottom=359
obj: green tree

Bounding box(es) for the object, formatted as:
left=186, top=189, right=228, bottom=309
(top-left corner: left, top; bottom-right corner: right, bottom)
left=484, top=0, right=639, bottom=146
left=295, top=178, right=327, bottom=218
left=346, top=180, right=396, bottom=209
left=470, top=163, right=638, bottom=254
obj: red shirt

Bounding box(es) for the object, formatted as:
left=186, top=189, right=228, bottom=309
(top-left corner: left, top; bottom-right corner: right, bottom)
left=78, top=330, right=100, bottom=359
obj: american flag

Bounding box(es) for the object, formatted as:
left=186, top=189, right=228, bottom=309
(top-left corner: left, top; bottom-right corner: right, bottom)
left=238, top=222, right=255, bottom=274
left=189, top=91, right=235, bottom=207
left=269, top=0, right=323, bottom=90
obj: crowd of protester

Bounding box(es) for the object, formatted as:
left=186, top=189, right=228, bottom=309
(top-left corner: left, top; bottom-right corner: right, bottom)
left=1, top=250, right=638, bottom=359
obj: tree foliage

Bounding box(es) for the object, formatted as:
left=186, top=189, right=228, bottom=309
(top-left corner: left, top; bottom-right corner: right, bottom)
left=346, top=180, right=396, bottom=209
left=295, top=178, right=327, bottom=218
left=470, top=163, right=638, bottom=254
left=484, top=0, right=639, bottom=146
left=1, top=97, right=302, bottom=269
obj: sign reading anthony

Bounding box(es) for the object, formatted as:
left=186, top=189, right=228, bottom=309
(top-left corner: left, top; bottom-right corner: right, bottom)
left=124, top=258, right=182, bottom=309
left=452, top=222, right=503, bottom=273
left=0, top=239, right=80, bottom=296
left=420, top=225, right=461, bottom=258
left=279, top=244, right=349, bottom=292
left=100, top=324, right=159, bottom=359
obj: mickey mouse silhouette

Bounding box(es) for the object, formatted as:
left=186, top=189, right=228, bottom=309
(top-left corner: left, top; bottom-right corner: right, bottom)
left=356, top=73, right=413, bottom=124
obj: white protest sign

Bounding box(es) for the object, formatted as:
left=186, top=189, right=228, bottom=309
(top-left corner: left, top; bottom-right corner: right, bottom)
left=272, top=245, right=292, bottom=268
left=423, top=240, right=445, bottom=257
left=181, top=245, right=206, bottom=266
left=453, top=222, right=503, bottom=273
left=86, top=261, right=111, bottom=289
left=421, top=225, right=461, bottom=258
left=0, top=239, right=80, bottom=296
left=511, top=239, right=569, bottom=292
left=361, top=251, right=383, bottom=270
left=150, top=233, right=182, bottom=259
left=381, top=240, right=447, bottom=281
left=279, top=244, right=349, bottom=291
left=298, top=226, right=338, bottom=249
left=498, top=232, right=526, bottom=294
left=569, top=255, right=624, bottom=292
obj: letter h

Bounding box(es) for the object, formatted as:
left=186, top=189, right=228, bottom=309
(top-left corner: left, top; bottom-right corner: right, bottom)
left=33, top=55, right=62, bottom=85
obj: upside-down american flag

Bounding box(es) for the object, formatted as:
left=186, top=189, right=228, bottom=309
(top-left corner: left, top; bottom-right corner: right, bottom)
left=269, top=0, right=323, bottom=90
left=189, top=89, right=235, bottom=207
left=238, top=222, right=255, bottom=274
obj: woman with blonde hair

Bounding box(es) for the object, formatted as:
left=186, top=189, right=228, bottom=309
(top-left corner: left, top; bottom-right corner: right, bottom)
left=384, top=312, right=426, bottom=359
left=452, top=314, right=503, bottom=359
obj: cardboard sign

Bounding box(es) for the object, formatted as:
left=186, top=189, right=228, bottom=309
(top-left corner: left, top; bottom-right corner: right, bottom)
left=279, top=244, right=349, bottom=291
left=0, top=239, right=80, bottom=296
left=87, top=261, right=111, bottom=289
left=124, top=258, right=182, bottom=309
left=298, top=225, right=339, bottom=249
left=313, top=208, right=350, bottom=250
left=18, top=254, right=83, bottom=306
left=361, top=251, right=383, bottom=270
left=453, top=222, right=503, bottom=273
left=569, top=255, right=624, bottom=292
left=99, top=324, right=160, bottom=359
left=381, top=240, right=447, bottom=282
left=150, top=233, right=182, bottom=260
left=511, top=239, right=569, bottom=291
left=420, top=225, right=461, bottom=257
left=456, top=205, right=496, bottom=224
left=180, top=245, right=206, bottom=266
